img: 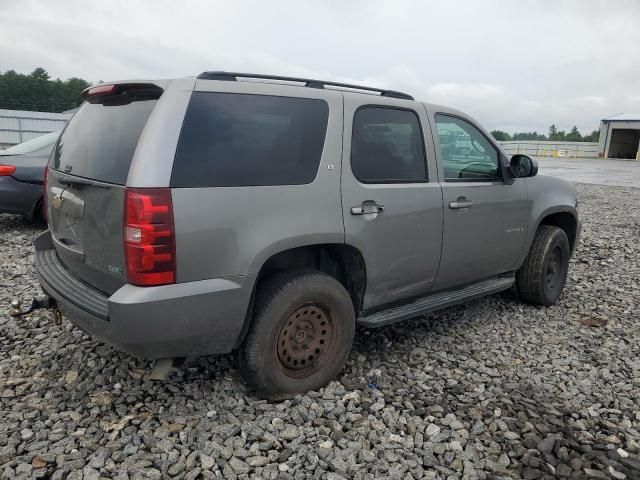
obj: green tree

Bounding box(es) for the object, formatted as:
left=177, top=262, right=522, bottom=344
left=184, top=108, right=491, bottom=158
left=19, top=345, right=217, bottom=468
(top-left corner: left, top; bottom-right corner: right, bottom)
left=62, top=77, right=91, bottom=110
left=0, top=68, right=90, bottom=112
left=565, top=126, right=582, bottom=142
left=30, top=67, right=50, bottom=80
left=490, top=130, right=511, bottom=141
left=498, top=124, right=598, bottom=143
left=512, top=131, right=547, bottom=141
left=582, top=130, right=600, bottom=142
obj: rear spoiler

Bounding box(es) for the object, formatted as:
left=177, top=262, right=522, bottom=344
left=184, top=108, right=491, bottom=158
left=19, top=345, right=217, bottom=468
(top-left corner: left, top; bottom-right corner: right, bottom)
left=81, top=83, right=164, bottom=101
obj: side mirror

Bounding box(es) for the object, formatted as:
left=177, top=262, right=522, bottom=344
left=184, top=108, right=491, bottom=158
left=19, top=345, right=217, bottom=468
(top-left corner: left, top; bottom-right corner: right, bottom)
left=509, top=154, right=538, bottom=178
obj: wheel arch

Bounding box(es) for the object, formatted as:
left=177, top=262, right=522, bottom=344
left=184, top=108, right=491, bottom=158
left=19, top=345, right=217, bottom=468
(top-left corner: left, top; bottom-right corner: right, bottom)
left=519, top=206, right=579, bottom=270
left=234, top=243, right=366, bottom=348
left=524, top=176, right=579, bottom=260
left=537, top=210, right=579, bottom=252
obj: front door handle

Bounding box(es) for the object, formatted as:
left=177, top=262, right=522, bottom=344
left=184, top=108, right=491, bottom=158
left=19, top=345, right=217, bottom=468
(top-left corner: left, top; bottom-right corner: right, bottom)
left=351, top=201, right=385, bottom=215
left=449, top=197, right=474, bottom=209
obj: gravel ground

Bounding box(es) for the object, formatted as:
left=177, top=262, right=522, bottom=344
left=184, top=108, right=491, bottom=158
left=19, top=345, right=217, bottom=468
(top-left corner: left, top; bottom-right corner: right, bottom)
left=1, top=183, right=639, bottom=480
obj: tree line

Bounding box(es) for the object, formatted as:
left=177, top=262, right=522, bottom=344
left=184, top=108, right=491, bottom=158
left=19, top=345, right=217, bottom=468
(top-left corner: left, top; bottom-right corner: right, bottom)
left=491, top=125, right=599, bottom=143
left=0, top=68, right=90, bottom=112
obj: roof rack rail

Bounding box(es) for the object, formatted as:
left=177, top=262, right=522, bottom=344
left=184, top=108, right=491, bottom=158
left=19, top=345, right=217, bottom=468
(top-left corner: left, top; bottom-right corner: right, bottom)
left=196, top=71, right=414, bottom=100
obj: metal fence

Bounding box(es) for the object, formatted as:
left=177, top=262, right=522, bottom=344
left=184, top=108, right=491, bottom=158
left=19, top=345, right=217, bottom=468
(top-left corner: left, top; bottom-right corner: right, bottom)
left=499, top=141, right=599, bottom=158
left=0, top=109, right=72, bottom=147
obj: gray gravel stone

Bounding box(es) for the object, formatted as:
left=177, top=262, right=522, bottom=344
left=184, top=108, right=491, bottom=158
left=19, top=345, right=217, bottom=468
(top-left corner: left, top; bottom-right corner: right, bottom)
left=504, top=431, right=520, bottom=440
left=88, top=447, right=110, bottom=468
left=425, top=424, right=441, bottom=438
left=278, top=448, right=293, bottom=462
left=584, top=467, right=609, bottom=478
left=82, top=465, right=100, bottom=480
left=228, top=457, right=250, bottom=475
left=537, top=436, right=556, bottom=453
left=200, top=453, right=215, bottom=470
left=279, top=425, right=300, bottom=440
left=247, top=455, right=269, bottom=467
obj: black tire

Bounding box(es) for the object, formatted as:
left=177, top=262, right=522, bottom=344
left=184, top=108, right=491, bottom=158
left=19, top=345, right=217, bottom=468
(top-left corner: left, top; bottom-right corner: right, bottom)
left=516, top=225, right=570, bottom=306
left=31, top=197, right=46, bottom=224
left=239, top=269, right=355, bottom=400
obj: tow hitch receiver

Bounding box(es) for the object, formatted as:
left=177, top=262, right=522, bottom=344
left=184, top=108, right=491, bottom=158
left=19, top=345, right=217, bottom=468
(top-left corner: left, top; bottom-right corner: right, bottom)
left=10, top=296, right=60, bottom=322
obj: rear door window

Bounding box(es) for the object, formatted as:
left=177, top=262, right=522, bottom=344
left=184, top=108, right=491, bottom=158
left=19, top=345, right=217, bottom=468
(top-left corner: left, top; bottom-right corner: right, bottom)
left=351, top=106, right=427, bottom=183
left=52, top=93, right=158, bottom=185
left=171, top=92, right=329, bottom=188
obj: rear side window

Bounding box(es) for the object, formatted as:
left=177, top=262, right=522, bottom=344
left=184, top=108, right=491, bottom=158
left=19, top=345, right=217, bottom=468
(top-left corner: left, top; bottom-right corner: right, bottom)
left=351, top=106, right=427, bottom=183
left=171, top=92, right=329, bottom=187
left=52, top=94, right=158, bottom=185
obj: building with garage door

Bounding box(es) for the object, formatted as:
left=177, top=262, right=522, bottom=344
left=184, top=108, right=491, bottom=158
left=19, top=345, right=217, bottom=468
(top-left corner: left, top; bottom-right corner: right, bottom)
left=598, top=113, right=640, bottom=160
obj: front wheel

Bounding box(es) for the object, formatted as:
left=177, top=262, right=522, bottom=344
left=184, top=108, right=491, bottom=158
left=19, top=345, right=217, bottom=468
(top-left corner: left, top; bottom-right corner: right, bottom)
left=239, top=269, right=355, bottom=400
left=516, top=225, right=570, bottom=306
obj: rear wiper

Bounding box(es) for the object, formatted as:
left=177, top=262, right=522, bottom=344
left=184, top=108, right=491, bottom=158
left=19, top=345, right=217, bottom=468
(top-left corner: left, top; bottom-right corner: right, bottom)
left=58, top=176, right=92, bottom=186
left=54, top=173, right=110, bottom=189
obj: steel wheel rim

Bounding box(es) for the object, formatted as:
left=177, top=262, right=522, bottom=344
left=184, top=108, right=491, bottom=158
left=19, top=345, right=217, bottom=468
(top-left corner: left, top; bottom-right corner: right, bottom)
left=545, top=246, right=564, bottom=292
left=275, top=303, right=335, bottom=379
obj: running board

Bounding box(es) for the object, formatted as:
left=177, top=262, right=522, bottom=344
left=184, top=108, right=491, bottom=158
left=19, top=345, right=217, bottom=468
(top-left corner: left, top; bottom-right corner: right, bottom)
left=357, top=275, right=515, bottom=328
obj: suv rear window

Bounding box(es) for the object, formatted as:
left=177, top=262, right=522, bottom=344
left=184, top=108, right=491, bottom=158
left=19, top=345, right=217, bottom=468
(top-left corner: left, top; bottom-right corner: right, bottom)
left=52, top=94, right=158, bottom=185
left=171, top=92, right=329, bottom=188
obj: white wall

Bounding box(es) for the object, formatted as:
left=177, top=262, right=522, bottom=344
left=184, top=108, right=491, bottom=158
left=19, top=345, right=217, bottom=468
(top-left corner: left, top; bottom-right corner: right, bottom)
left=499, top=141, right=599, bottom=158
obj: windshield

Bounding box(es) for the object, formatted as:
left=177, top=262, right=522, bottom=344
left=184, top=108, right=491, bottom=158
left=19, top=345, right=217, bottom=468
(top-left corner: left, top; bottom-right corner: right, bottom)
left=2, top=131, right=60, bottom=155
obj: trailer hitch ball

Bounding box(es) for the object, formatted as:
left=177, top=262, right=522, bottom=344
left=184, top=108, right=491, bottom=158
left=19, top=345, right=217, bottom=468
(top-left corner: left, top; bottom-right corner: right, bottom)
left=9, top=296, right=57, bottom=318
left=10, top=299, right=22, bottom=316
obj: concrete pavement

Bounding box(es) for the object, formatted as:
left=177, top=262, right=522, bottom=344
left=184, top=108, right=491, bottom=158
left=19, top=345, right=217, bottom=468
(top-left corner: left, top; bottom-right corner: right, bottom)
left=536, top=157, right=640, bottom=188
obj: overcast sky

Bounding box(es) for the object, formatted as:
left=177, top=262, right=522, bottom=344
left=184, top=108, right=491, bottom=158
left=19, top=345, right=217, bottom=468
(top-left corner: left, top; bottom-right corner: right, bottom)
left=1, top=0, right=639, bottom=133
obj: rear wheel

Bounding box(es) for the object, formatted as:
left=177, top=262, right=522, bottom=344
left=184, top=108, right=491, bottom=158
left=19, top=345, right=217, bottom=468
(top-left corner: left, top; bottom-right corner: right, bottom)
left=239, top=269, right=355, bottom=399
left=516, top=225, right=570, bottom=306
left=32, top=197, right=46, bottom=224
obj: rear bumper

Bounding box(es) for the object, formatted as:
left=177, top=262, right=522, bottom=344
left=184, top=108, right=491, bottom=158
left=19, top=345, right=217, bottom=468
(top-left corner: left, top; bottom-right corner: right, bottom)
left=34, top=231, right=255, bottom=359
left=0, top=176, right=42, bottom=218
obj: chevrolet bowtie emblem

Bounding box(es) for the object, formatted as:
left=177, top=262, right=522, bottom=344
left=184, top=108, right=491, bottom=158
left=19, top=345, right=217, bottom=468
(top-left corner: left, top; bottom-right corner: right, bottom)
left=51, top=193, right=63, bottom=209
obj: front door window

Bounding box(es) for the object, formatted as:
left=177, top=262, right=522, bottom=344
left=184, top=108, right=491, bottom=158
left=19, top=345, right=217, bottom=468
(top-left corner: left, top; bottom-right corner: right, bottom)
left=435, top=114, right=500, bottom=181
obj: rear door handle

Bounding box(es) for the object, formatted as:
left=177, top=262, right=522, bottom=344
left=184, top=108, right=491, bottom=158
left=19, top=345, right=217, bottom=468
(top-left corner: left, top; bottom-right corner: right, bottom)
left=351, top=201, right=385, bottom=215
left=449, top=198, right=474, bottom=209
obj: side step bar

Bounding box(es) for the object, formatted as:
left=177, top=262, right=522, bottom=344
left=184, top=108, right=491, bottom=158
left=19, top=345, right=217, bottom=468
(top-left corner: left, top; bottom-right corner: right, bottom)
left=357, top=275, right=515, bottom=328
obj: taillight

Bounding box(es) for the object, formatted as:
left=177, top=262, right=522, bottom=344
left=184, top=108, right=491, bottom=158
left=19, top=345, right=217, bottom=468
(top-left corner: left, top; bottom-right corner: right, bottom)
left=0, top=165, right=16, bottom=176
left=86, top=84, right=117, bottom=97
left=124, top=188, right=176, bottom=286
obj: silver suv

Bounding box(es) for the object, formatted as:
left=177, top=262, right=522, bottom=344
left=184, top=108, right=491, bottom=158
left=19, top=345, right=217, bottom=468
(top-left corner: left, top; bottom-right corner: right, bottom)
left=34, top=72, right=580, bottom=398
